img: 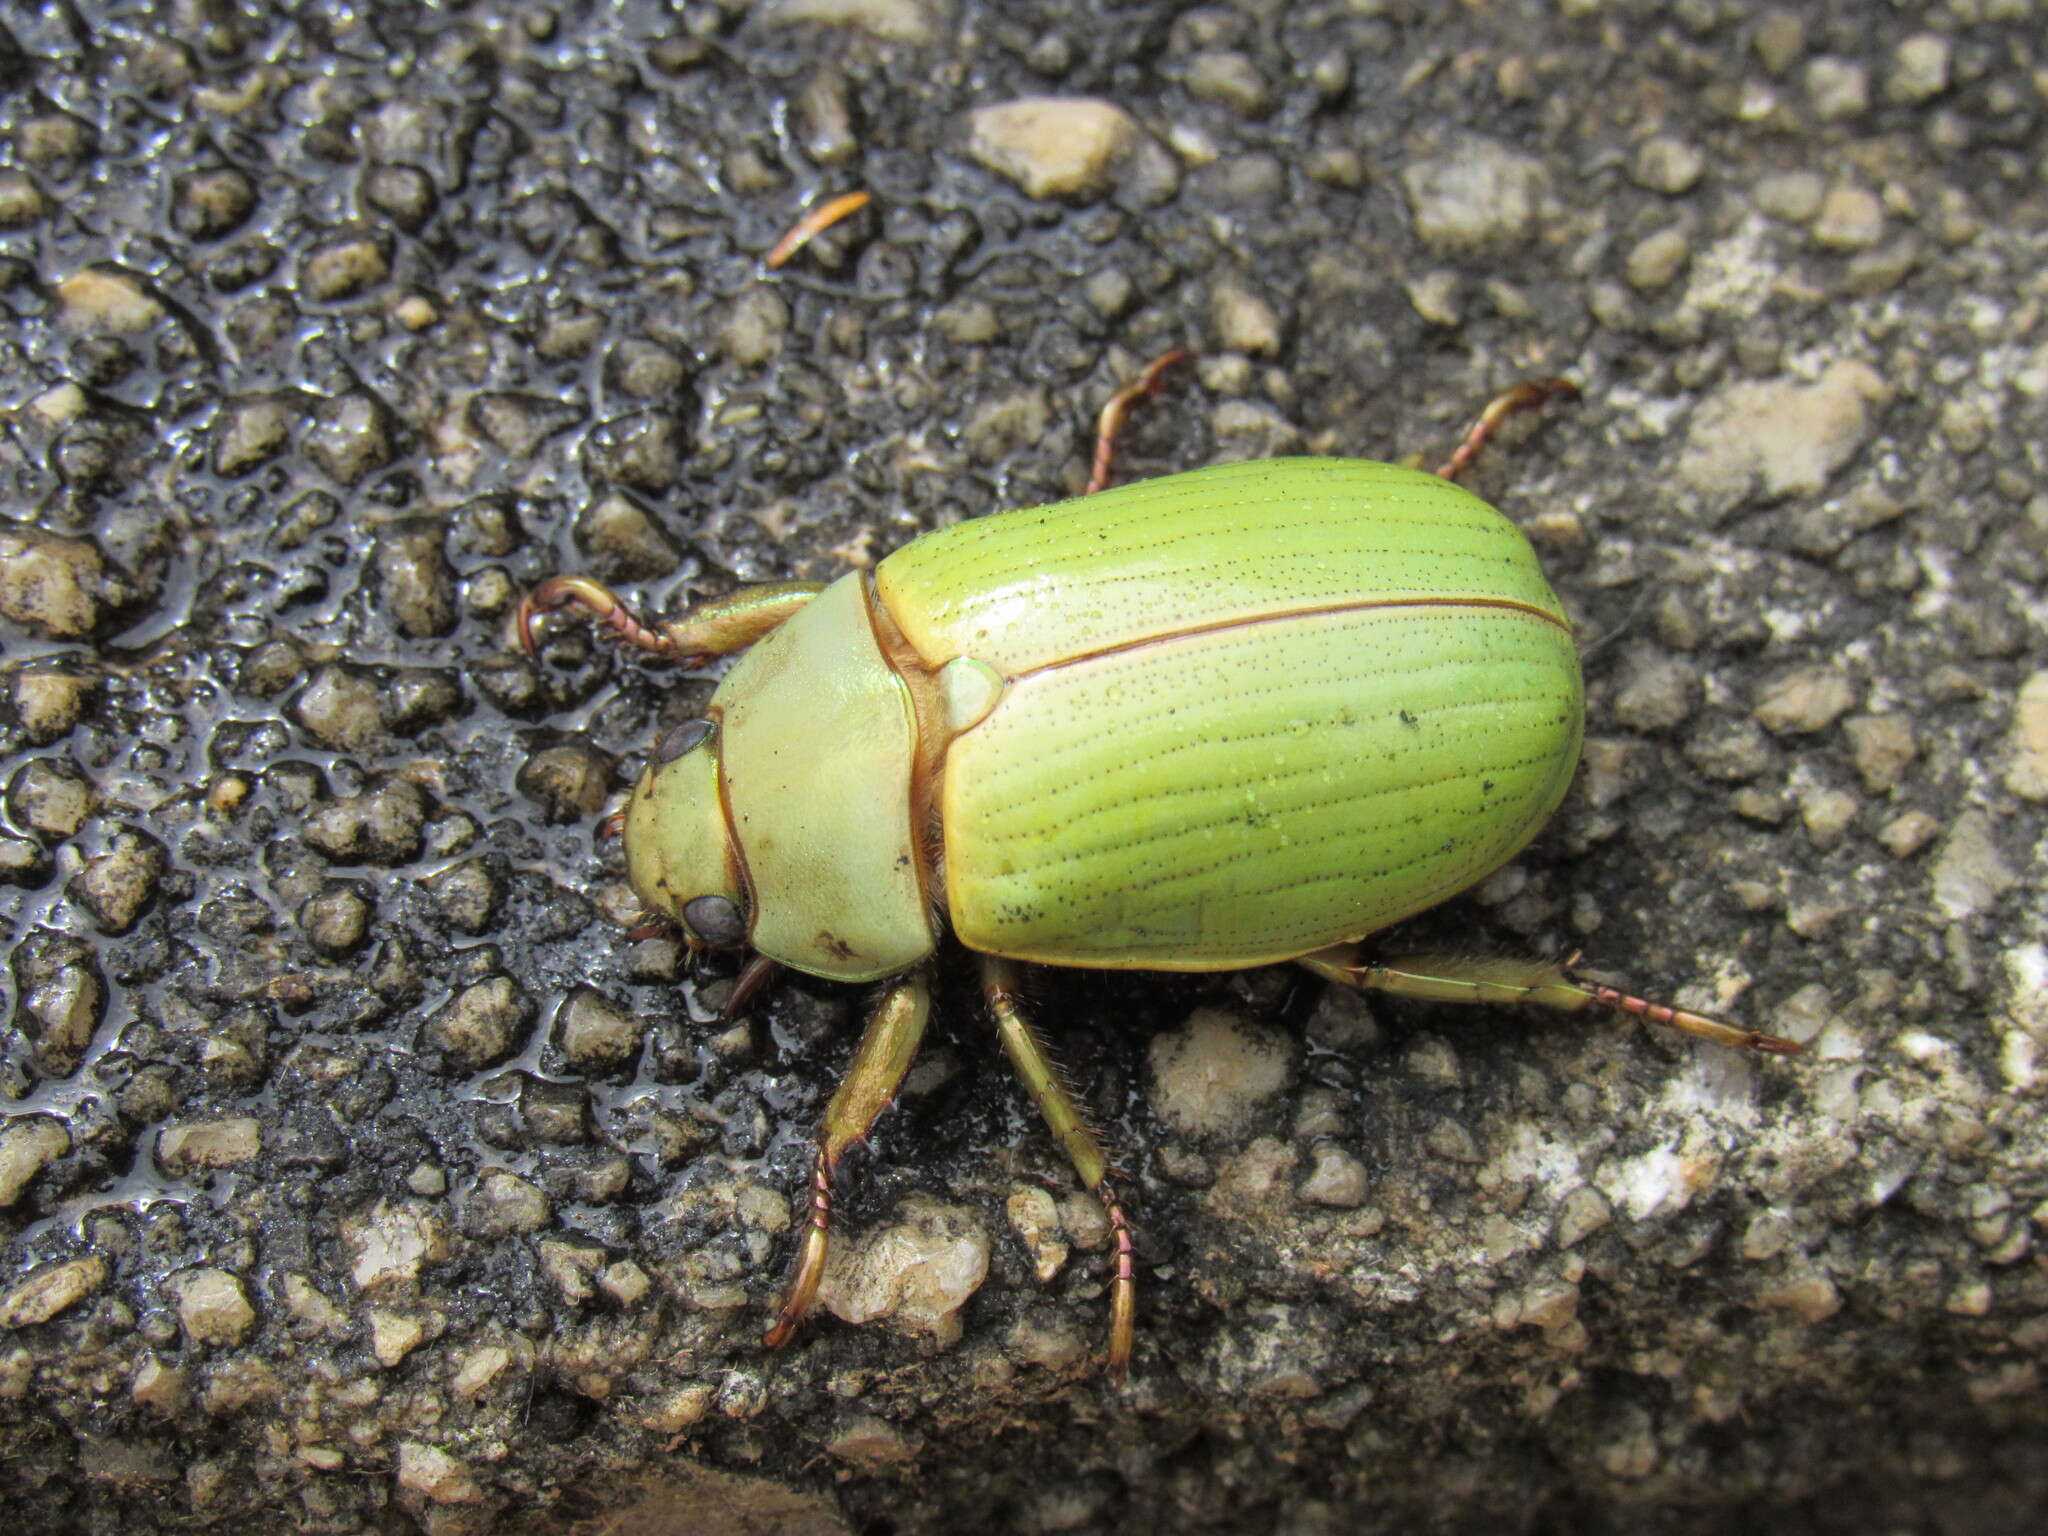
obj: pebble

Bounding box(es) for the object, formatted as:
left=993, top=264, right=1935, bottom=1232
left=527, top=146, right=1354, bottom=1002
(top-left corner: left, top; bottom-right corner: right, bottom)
left=0, top=1256, right=108, bottom=1328
left=965, top=98, right=1138, bottom=200
left=552, top=987, right=644, bottom=1073
left=300, top=236, right=390, bottom=301
left=2003, top=672, right=2048, bottom=802
left=962, top=388, right=1051, bottom=465
left=1753, top=666, right=1858, bottom=735
left=0, top=1116, right=71, bottom=1208
left=1296, top=1145, right=1369, bottom=1208
left=211, top=396, right=293, bottom=476
left=0, top=169, right=48, bottom=227
left=1804, top=58, right=1869, bottom=121
left=758, top=0, right=936, bottom=45
left=55, top=267, right=163, bottom=332
left=362, top=163, right=436, bottom=230
left=423, top=976, right=530, bottom=1071
left=469, top=391, right=581, bottom=460
left=158, top=1118, right=263, bottom=1175
left=1148, top=1009, right=1292, bottom=1136
left=1209, top=279, right=1283, bottom=356
left=17, top=936, right=104, bottom=1076
left=1625, top=227, right=1691, bottom=291
left=1888, top=34, right=1950, bottom=104
left=396, top=1442, right=484, bottom=1505
left=372, top=522, right=457, bottom=638
left=724, top=286, right=790, bottom=367
left=0, top=530, right=108, bottom=637
left=344, top=1200, right=452, bottom=1293
left=1004, top=1185, right=1069, bottom=1282
left=173, top=167, right=256, bottom=238
left=1630, top=135, right=1705, bottom=194
left=1811, top=184, right=1884, bottom=250
left=1754, top=169, right=1825, bottom=223
left=817, top=1198, right=989, bottom=1347
left=796, top=70, right=858, bottom=165
left=170, top=1268, right=256, bottom=1346
left=461, top=1170, right=550, bottom=1237
left=1554, top=1185, right=1612, bottom=1249
left=1843, top=714, right=1917, bottom=794
left=516, top=742, right=614, bottom=823
left=583, top=411, right=687, bottom=492
left=1184, top=51, right=1270, bottom=117
left=8, top=757, right=93, bottom=838
left=306, top=390, right=397, bottom=484
left=369, top=1309, right=427, bottom=1367
left=299, top=882, right=372, bottom=955
left=1675, top=361, right=1891, bottom=517
left=1878, top=810, right=1941, bottom=859
left=302, top=780, right=429, bottom=863
left=1930, top=813, right=2017, bottom=922
left=1401, top=137, right=1548, bottom=256
left=827, top=1414, right=920, bottom=1467
left=10, top=664, right=100, bottom=743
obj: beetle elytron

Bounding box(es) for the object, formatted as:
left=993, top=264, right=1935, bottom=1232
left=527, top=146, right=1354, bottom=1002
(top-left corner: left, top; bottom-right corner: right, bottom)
left=520, top=371, right=1799, bottom=1377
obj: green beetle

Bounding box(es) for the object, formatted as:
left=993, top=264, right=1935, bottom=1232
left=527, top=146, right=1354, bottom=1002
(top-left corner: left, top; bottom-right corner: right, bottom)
left=520, top=377, right=1799, bottom=1377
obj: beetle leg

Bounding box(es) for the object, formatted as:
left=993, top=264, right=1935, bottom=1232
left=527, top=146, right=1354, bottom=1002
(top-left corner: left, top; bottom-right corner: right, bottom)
left=1433, top=378, right=1580, bottom=484
left=1085, top=348, right=1191, bottom=496
left=763, top=968, right=932, bottom=1351
left=981, top=956, right=1138, bottom=1380
left=1298, top=947, right=1804, bottom=1055
left=720, top=954, right=783, bottom=1023
left=517, top=577, right=825, bottom=663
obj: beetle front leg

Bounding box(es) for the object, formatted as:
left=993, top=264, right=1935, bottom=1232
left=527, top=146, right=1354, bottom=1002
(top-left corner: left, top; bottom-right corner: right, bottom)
left=1298, top=947, right=1804, bottom=1055
left=763, top=967, right=932, bottom=1350
left=982, top=956, right=1139, bottom=1379
left=518, top=577, right=825, bottom=662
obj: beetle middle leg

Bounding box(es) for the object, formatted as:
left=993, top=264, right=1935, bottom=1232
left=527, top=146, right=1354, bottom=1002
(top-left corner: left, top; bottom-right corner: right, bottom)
left=982, top=956, right=1139, bottom=1378
left=763, top=968, right=933, bottom=1350
left=1298, top=947, right=1804, bottom=1055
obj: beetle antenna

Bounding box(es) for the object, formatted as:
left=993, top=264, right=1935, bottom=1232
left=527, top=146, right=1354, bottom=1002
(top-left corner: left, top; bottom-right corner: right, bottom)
left=1086, top=348, right=1191, bottom=495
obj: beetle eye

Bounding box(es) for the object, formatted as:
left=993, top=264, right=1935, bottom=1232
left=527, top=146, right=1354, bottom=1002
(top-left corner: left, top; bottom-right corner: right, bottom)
left=653, top=717, right=715, bottom=766
left=682, top=893, right=747, bottom=948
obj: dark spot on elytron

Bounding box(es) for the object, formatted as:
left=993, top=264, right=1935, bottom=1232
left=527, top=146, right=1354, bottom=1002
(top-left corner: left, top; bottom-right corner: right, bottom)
left=1482, top=779, right=1496, bottom=792
left=654, top=717, right=715, bottom=765
left=816, top=931, right=857, bottom=961
left=1399, top=709, right=1419, bottom=726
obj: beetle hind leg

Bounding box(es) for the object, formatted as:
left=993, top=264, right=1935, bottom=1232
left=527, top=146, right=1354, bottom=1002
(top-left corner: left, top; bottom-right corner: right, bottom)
left=982, top=956, right=1138, bottom=1379
left=763, top=969, right=932, bottom=1351
left=1299, top=947, right=1803, bottom=1055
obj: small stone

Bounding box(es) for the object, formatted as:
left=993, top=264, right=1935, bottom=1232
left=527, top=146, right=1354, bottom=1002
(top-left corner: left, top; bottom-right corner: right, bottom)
left=1296, top=1145, right=1369, bottom=1208
left=1554, top=1185, right=1612, bottom=1249
left=302, top=780, right=430, bottom=863
left=601, top=1261, right=652, bottom=1307
left=0, top=1256, right=108, bottom=1328
left=211, top=396, right=293, bottom=476
left=1676, top=362, right=1891, bottom=517
left=9, top=757, right=93, bottom=838
left=1812, top=184, right=1884, bottom=251
left=1148, top=1009, right=1292, bottom=1137
left=1843, top=714, right=1917, bottom=794
left=1804, top=58, right=1869, bottom=121
left=11, top=664, right=100, bottom=743
left=758, top=0, right=935, bottom=44
left=1756, top=1272, right=1841, bottom=1322
left=301, top=237, right=390, bottom=301
left=1084, top=267, right=1133, bottom=319
left=372, top=522, right=457, bottom=638
left=965, top=98, right=1138, bottom=200
left=1402, top=137, right=1548, bottom=257
left=2003, top=673, right=2048, bottom=802
left=369, top=1309, right=427, bottom=1367
left=1754, top=170, right=1825, bottom=223
left=933, top=298, right=999, bottom=344
left=1930, top=813, right=2017, bottom=923
left=1752, top=11, right=1804, bottom=75
left=1630, top=136, right=1705, bottom=194
left=573, top=491, right=682, bottom=583
left=553, top=987, right=643, bottom=1073
left=1754, top=666, right=1858, bottom=735
left=724, top=286, right=790, bottom=367
left=56, top=268, right=163, bottom=332
left=0, top=530, right=108, bottom=638
left=158, top=1118, right=262, bottom=1175
left=362, top=164, right=437, bottom=230
left=1878, top=810, right=1940, bottom=859
left=1210, top=279, right=1283, bottom=356
left=1184, top=51, right=1269, bottom=117
left=796, top=69, right=859, bottom=166
left=1405, top=269, right=1461, bottom=326
left=961, top=388, right=1051, bottom=466
left=1888, top=34, right=1950, bottom=104
left=1005, top=1186, right=1069, bottom=1282
left=170, top=1268, right=256, bottom=1346
left=307, top=398, right=398, bottom=496
left=396, top=1442, right=483, bottom=1505
left=516, top=742, right=614, bottom=824
left=461, top=1170, right=551, bottom=1237
left=131, top=1355, right=188, bottom=1413
left=1625, top=227, right=1691, bottom=291
left=173, top=167, right=256, bottom=239
left=827, top=1413, right=920, bottom=1467
left=605, top=339, right=688, bottom=402
left=817, top=1198, right=989, bottom=1347
left=0, top=1116, right=71, bottom=1208
left=452, top=1345, right=515, bottom=1399
left=282, top=1274, right=347, bottom=1335
left=424, top=976, right=530, bottom=1072
left=583, top=411, right=687, bottom=492
left=1800, top=787, right=1860, bottom=849
left=70, top=827, right=168, bottom=934
left=0, top=170, right=48, bottom=228
left=468, top=391, right=580, bottom=460
left=345, top=1200, right=452, bottom=1293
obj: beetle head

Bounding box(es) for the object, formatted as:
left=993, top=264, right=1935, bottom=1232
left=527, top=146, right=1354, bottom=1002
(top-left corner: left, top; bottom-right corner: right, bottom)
left=622, top=716, right=750, bottom=952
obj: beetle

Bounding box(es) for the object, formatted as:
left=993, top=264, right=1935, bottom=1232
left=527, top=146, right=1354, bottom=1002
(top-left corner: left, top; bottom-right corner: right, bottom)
left=519, top=365, right=1800, bottom=1378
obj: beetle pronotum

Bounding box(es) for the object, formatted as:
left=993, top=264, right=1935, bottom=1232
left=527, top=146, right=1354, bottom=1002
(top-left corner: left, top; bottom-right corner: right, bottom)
left=520, top=365, right=1800, bottom=1378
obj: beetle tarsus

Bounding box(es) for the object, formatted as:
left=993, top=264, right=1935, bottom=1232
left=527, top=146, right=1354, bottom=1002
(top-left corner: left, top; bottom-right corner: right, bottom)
left=1086, top=348, right=1192, bottom=496
left=517, top=575, right=686, bottom=661
left=763, top=1146, right=835, bottom=1349
left=1434, top=377, right=1580, bottom=484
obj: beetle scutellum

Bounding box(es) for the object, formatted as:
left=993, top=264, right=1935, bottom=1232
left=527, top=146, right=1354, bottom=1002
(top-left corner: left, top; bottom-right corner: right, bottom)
left=519, top=364, right=1801, bottom=1378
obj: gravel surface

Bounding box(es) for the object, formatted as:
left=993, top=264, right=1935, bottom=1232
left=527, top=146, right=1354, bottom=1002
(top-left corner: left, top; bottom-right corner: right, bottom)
left=3, top=2, right=2046, bottom=1533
